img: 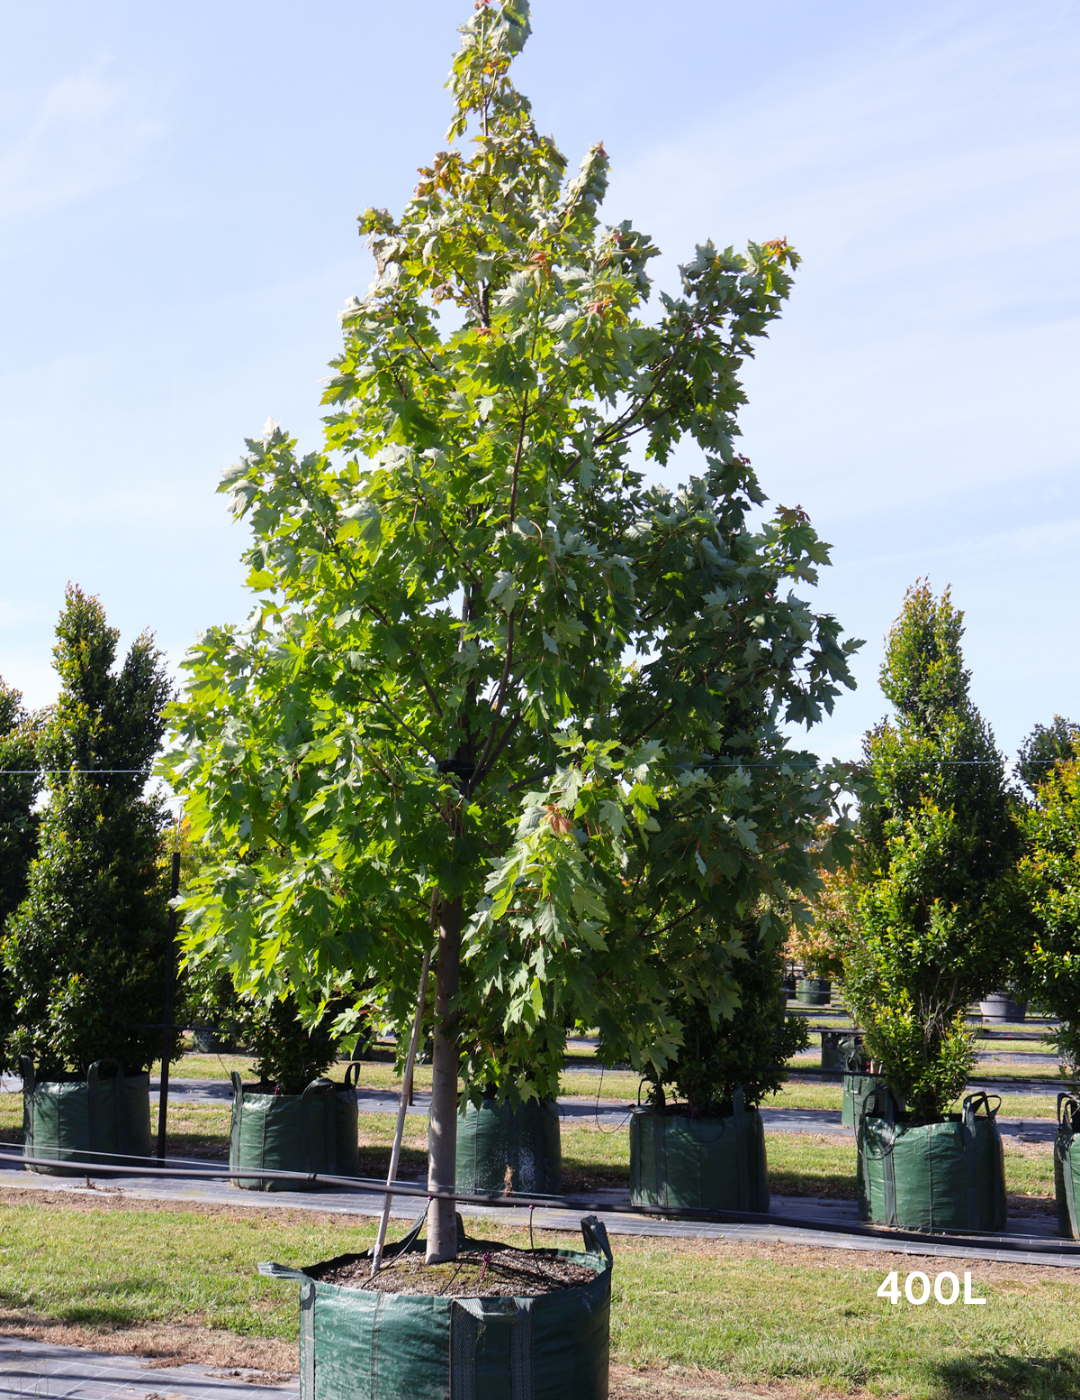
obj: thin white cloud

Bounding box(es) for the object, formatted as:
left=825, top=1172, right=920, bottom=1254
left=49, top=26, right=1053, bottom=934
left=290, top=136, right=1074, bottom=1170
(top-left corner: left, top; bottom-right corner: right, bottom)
left=0, top=59, right=163, bottom=226
left=609, top=0, right=1080, bottom=519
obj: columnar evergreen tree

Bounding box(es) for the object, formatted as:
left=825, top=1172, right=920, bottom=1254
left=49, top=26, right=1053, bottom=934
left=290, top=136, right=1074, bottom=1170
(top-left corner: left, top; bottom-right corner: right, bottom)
left=0, top=681, right=40, bottom=1068
left=165, top=0, right=858, bottom=1262
left=2, top=587, right=172, bottom=1077
left=842, top=583, right=1020, bottom=1121
left=1019, top=756, right=1080, bottom=1072
left=1017, top=716, right=1080, bottom=798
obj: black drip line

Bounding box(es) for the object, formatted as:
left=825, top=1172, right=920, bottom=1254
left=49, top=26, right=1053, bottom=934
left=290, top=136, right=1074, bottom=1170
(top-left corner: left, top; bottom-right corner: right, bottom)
left=2, top=1144, right=1078, bottom=1262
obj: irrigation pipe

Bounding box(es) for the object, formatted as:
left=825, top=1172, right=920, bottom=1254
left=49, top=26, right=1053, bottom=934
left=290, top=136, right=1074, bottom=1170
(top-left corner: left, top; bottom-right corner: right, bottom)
left=4, top=1147, right=1080, bottom=1262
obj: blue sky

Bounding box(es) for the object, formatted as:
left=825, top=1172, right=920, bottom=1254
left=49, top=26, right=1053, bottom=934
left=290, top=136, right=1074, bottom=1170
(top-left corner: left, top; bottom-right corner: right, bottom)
left=1, top=0, right=1077, bottom=766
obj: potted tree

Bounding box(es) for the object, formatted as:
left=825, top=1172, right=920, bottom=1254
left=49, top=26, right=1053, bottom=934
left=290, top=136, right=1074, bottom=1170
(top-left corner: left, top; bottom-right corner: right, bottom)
left=0, top=680, right=41, bottom=1068
left=225, top=992, right=361, bottom=1190
left=842, top=584, right=1019, bottom=1232
left=164, top=1, right=858, bottom=1390
left=1015, top=723, right=1080, bottom=1236
left=786, top=860, right=846, bottom=1016
left=630, top=925, right=808, bottom=1213
left=3, top=587, right=172, bottom=1171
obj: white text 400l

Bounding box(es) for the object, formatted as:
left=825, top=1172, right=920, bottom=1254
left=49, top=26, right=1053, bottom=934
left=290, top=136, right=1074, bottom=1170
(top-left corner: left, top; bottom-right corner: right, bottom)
left=877, top=1271, right=986, bottom=1305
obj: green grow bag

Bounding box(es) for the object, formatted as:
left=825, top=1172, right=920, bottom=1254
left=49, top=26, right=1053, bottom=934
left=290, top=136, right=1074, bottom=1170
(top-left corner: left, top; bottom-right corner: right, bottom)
left=1054, top=1093, right=1080, bottom=1239
left=858, top=1092, right=1006, bottom=1232
left=629, top=1089, right=769, bottom=1213
left=822, top=1030, right=864, bottom=1073
left=842, top=1070, right=892, bottom=1131
left=21, top=1057, right=152, bottom=1174
left=229, top=1066, right=360, bottom=1191
left=259, top=1212, right=613, bottom=1400
left=796, top=977, right=831, bottom=1005
left=455, top=1097, right=562, bottom=1195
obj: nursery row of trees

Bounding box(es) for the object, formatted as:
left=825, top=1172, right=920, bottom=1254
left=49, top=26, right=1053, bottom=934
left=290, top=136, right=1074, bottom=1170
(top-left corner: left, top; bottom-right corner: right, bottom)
left=1, top=2, right=1078, bottom=1261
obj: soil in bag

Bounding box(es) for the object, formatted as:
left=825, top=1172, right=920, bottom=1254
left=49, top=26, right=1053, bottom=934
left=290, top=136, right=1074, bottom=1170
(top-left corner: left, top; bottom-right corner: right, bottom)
left=310, top=1247, right=595, bottom=1296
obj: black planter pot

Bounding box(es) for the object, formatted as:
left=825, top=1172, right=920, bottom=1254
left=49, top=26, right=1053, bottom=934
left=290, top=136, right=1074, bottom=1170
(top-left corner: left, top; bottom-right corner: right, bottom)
left=629, top=1089, right=769, bottom=1213
left=978, top=994, right=1027, bottom=1024
left=455, top=1096, right=562, bottom=1195
left=229, top=1067, right=360, bottom=1191
left=796, top=977, right=831, bottom=1006
left=858, top=1092, right=1006, bottom=1232
left=21, top=1057, right=152, bottom=1174
left=258, top=1213, right=613, bottom=1400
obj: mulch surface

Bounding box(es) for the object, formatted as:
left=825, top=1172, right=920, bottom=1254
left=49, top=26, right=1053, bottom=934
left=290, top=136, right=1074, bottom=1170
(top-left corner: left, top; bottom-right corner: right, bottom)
left=312, top=1245, right=596, bottom=1296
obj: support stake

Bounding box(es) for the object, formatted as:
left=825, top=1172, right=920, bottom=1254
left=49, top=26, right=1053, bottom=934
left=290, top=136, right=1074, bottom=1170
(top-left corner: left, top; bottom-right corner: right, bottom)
left=370, top=946, right=433, bottom=1276
left=155, top=841, right=181, bottom=1164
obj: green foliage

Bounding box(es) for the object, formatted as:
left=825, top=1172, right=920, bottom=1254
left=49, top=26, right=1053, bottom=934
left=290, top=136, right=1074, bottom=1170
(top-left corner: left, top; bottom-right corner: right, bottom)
left=0, top=682, right=41, bottom=1071
left=1020, top=757, right=1080, bottom=1076
left=641, top=923, right=809, bottom=1113
left=233, top=994, right=339, bottom=1095
left=181, top=956, right=340, bottom=1094
left=843, top=583, right=1022, bottom=1121
left=163, top=1, right=858, bottom=1111
left=1018, top=716, right=1080, bottom=798
left=1, top=586, right=172, bottom=1077
left=0, top=680, right=40, bottom=928
left=788, top=826, right=855, bottom=979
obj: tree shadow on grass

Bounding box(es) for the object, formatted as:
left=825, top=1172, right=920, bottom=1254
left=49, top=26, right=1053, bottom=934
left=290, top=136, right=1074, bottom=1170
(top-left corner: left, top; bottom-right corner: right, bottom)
left=932, top=1350, right=1080, bottom=1399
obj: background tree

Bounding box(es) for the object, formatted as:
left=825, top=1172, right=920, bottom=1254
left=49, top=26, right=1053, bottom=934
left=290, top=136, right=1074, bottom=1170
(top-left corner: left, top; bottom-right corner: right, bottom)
left=165, top=0, right=858, bottom=1262
left=0, top=681, right=41, bottom=1069
left=1017, top=716, right=1080, bottom=798
left=2, top=586, right=172, bottom=1077
left=642, top=919, right=809, bottom=1113
left=1019, top=759, right=1080, bottom=1074
left=785, top=824, right=855, bottom=981
left=842, top=583, right=1021, bottom=1122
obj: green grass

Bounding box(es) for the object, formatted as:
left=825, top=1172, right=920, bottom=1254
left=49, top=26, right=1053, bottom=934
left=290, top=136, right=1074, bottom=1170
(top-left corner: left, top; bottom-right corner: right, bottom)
left=612, top=1238, right=1080, bottom=1398
left=1, top=1192, right=1079, bottom=1396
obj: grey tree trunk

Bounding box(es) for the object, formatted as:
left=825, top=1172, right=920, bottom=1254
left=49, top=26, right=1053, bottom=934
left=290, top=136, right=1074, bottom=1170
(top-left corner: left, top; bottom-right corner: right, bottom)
left=425, top=894, right=463, bottom=1263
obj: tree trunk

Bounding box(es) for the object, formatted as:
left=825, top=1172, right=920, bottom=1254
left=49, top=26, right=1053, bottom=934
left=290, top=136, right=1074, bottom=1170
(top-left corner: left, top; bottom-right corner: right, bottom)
left=426, top=894, right=463, bottom=1263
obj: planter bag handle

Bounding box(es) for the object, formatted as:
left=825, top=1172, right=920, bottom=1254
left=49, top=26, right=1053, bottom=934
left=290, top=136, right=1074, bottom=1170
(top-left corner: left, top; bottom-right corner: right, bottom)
left=1058, top=1093, right=1080, bottom=1135
left=581, top=1214, right=613, bottom=1269
left=964, top=1091, right=1000, bottom=1120
left=451, top=1295, right=535, bottom=1400
left=87, top=1059, right=126, bottom=1158
left=961, top=1093, right=997, bottom=1229
left=19, top=1058, right=35, bottom=1157
left=301, top=1078, right=338, bottom=1177
left=340, top=1061, right=363, bottom=1092
left=858, top=1112, right=898, bottom=1226
left=258, top=1260, right=308, bottom=1281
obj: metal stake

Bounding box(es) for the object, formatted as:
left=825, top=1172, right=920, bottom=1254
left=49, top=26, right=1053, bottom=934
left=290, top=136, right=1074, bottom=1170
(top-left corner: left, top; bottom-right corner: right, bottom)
left=155, top=842, right=181, bottom=1164
left=370, top=946, right=433, bottom=1276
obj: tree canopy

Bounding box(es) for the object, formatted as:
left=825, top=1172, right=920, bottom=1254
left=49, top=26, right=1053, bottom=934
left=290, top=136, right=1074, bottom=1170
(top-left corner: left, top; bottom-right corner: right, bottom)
left=164, top=0, right=858, bottom=1257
